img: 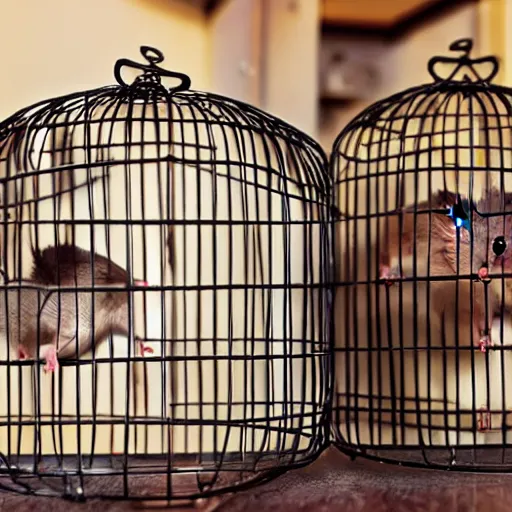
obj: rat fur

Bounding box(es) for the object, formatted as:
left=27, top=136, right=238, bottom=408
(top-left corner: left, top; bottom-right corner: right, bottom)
left=379, top=188, right=512, bottom=351
left=12, top=244, right=151, bottom=372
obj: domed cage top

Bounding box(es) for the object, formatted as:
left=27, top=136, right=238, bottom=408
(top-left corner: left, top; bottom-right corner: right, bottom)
left=0, top=46, right=333, bottom=500
left=330, top=38, right=512, bottom=471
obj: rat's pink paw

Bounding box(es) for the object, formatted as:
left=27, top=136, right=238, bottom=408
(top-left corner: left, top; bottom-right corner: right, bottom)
left=42, top=346, right=59, bottom=373
left=479, top=334, right=492, bottom=353
left=17, top=346, right=29, bottom=360
left=379, top=264, right=402, bottom=286
left=379, top=264, right=390, bottom=280
left=139, top=341, right=154, bottom=355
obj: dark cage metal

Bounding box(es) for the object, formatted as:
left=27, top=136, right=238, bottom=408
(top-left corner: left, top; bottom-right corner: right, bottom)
left=0, top=46, right=332, bottom=500
left=331, top=38, right=512, bottom=470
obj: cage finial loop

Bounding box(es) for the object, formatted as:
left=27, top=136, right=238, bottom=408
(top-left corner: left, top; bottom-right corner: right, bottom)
left=427, top=38, right=499, bottom=84
left=114, top=45, right=191, bottom=93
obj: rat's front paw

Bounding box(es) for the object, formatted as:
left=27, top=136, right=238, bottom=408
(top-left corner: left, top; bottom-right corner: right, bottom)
left=478, top=333, right=492, bottom=353
left=379, top=264, right=403, bottom=286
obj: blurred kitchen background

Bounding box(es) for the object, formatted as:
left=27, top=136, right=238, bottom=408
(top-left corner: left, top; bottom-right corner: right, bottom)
left=0, top=0, right=509, bottom=154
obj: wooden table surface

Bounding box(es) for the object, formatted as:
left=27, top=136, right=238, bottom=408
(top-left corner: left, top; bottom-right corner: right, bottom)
left=2, top=447, right=512, bottom=511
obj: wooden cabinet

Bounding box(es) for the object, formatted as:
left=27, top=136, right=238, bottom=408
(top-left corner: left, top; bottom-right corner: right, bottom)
left=321, top=0, right=439, bottom=28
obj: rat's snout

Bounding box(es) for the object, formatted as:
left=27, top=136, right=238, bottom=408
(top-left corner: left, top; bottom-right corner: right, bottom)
left=477, top=265, right=489, bottom=280
left=134, top=279, right=149, bottom=287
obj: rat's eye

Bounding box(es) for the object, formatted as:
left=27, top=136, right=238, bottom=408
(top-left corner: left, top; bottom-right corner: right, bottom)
left=493, top=236, right=507, bottom=256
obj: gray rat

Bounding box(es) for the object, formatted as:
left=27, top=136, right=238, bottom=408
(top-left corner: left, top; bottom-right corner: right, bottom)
left=0, top=279, right=53, bottom=366
left=15, top=244, right=151, bottom=372
left=379, top=188, right=512, bottom=351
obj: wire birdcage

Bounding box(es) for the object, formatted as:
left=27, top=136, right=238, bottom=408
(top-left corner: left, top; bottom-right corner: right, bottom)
left=0, top=46, right=333, bottom=500
left=331, top=38, right=512, bottom=471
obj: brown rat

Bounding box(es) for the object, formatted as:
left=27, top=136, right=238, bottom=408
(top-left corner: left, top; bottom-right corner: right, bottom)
left=379, top=188, right=512, bottom=351
left=15, top=244, right=151, bottom=372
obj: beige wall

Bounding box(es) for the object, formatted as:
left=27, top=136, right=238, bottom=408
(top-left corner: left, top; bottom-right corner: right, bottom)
left=477, top=0, right=506, bottom=83
left=383, top=3, right=477, bottom=94
left=0, top=0, right=208, bottom=120
left=208, top=0, right=320, bottom=138
left=208, top=0, right=262, bottom=105
left=507, top=0, right=512, bottom=85
left=262, top=0, right=320, bottom=138
left=1, top=0, right=321, bottom=138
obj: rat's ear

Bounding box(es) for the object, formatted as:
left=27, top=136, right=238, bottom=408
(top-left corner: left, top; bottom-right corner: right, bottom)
left=433, top=189, right=464, bottom=208
left=402, top=189, right=455, bottom=211
left=440, top=189, right=458, bottom=206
